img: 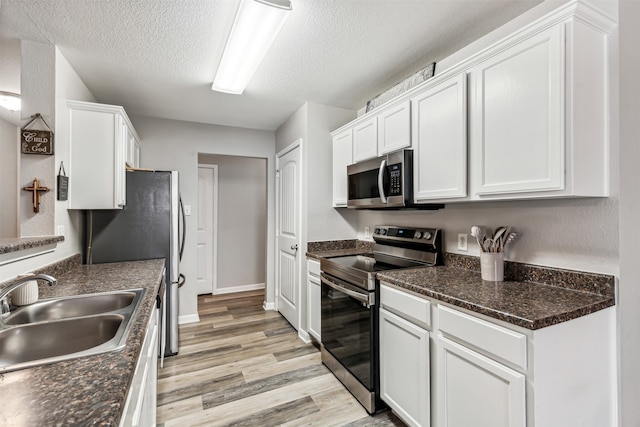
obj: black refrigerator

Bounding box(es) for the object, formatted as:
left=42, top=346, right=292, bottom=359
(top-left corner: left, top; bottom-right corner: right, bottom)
left=86, top=170, right=185, bottom=357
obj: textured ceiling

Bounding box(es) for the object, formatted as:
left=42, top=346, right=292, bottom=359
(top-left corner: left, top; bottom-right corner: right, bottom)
left=0, top=0, right=544, bottom=131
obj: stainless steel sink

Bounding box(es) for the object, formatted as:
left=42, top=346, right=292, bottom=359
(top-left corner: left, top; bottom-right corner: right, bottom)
left=4, top=290, right=139, bottom=325
left=0, top=289, right=144, bottom=373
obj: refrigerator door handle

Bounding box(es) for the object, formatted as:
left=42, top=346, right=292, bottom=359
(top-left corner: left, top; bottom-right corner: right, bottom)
left=179, top=195, right=186, bottom=261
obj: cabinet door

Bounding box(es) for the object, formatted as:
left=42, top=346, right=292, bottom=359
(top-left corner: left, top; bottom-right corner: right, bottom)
left=412, top=73, right=467, bottom=201
left=438, top=336, right=525, bottom=427
left=380, top=308, right=430, bottom=427
left=353, top=117, right=378, bottom=162
left=332, top=129, right=353, bottom=207
left=378, top=101, right=411, bottom=155
left=470, top=24, right=564, bottom=197
left=307, top=274, right=321, bottom=342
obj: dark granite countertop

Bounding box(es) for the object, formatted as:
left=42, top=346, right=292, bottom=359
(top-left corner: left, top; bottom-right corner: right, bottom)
left=377, top=266, right=614, bottom=330
left=0, top=236, right=65, bottom=255
left=306, top=248, right=371, bottom=260
left=0, top=258, right=164, bottom=426
left=307, top=242, right=615, bottom=330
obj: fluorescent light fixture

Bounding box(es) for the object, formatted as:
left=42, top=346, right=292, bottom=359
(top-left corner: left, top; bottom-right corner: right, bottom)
left=212, top=0, right=292, bottom=94
left=0, top=91, right=21, bottom=111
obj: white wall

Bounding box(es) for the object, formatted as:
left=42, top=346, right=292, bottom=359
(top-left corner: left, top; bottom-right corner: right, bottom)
left=20, top=40, right=55, bottom=237
left=0, top=118, right=18, bottom=238
left=306, top=103, right=358, bottom=241
left=53, top=48, right=96, bottom=261
left=1, top=47, right=95, bottom=281
left=198, top=154, right=267, bottom=291
left=616, top=0, right=640, bottom=424
left=275, top=102, right=357, bottom=335
left=131, top=115, right=275, bottom=321
left=275, top=102, right=358, bottom=243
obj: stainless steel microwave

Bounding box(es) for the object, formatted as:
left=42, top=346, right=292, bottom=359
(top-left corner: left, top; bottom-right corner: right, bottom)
left=347, top=149, right=443, bottom=210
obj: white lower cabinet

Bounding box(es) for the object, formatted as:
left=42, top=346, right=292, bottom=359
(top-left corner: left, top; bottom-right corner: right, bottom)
left=120, top=305, right=158, bottom=427
left=380, top=284, right=431, bottom=427
left=307, top=259, right=321, bottom=342
left=437, top=336, right=525, bottom=427
left=380, top=308, right=430, bottom=427
left=380, top=282, right=616, bottom=427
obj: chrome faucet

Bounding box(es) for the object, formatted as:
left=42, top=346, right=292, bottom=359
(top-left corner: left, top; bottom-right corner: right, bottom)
left=0, top=274, right=57, bottom=314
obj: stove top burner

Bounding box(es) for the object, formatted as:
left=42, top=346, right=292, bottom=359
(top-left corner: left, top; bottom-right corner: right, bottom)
left=327, top=253, right=430, bottom=273
left=320, top=226, right=442, bottom=291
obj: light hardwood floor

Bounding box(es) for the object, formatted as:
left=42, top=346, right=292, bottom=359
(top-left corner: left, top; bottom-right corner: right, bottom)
left=157, top=290, right=406, bottom=427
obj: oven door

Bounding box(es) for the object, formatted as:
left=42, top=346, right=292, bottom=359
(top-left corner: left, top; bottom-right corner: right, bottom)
left=320, top=273, right=377, bottom=398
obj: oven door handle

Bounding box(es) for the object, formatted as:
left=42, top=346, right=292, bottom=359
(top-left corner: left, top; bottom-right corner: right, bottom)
left=321, top=274, right=373, bottom=307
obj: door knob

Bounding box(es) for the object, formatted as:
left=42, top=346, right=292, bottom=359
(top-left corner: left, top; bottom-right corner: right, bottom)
left=291, top=244, right=299, bottom=251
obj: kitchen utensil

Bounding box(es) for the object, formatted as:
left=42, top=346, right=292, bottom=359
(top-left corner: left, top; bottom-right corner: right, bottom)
left=483, top=238, right=494, bottom=253
left=471, top=226, right=483, bottom=246
left=504, top=232, right=518, bottom=247
left=492, top=226, right=508, bottom=252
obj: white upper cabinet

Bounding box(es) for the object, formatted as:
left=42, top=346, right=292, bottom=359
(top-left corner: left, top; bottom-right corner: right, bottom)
left=68, top=100, right=140, bottom=209
left=378, top=100, right=411, bottom=155
left=332, top=128, right=353, bottom=207
left=412, top=73, right=467, bottom=202
left=467, top=6, right=614, bottom=200
left=330, top=1, right=614, bottom=205
left=469, top=25, right=564, bottom=197
left=352, top=116, right=378, bottom=162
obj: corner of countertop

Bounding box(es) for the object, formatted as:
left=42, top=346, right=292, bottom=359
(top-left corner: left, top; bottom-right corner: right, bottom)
left=0, top=236, right=65, bottom=255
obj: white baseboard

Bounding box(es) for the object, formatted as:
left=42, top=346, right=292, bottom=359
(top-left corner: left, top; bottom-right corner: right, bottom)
left=263, top=301, right=276, bottom=311
left=214, top=283, right=265, bottom=295
left=179, top=313, right=200, bottom=325
left=298, top=329, right=312, bottom=344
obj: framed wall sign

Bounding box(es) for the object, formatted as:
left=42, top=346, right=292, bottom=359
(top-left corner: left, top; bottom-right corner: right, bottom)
left=21, top=113, right=54, bottom=155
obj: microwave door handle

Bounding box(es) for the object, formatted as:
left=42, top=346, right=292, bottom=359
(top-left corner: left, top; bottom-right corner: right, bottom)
left=378, top=159, right=388, bottom=204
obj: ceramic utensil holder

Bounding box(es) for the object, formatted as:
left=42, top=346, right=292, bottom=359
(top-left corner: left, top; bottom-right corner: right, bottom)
left=480, top=252, right=504, bottom=281
left=12, top=275, right=38, bottom=306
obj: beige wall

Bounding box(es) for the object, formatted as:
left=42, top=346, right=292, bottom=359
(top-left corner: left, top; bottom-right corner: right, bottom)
left=1, top=47, right=95, bottom=281
left=0, top=118, right=18, bottom=238
left=198, top=154, right=267, bottom=291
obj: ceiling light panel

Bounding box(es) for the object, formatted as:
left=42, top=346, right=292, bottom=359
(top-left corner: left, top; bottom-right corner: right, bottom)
left=212, top=0, right=292, bottom=95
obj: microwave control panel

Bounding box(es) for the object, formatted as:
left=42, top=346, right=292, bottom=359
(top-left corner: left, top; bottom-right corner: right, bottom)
left=389, top=164, right=402, bottom=196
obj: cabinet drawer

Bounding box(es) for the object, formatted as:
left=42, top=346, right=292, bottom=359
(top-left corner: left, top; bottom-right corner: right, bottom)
left=380, top=284, right=431, bottom=330
left=307, top=259, right=320, bottom=277
left=438, top=305, right=527, bottom=370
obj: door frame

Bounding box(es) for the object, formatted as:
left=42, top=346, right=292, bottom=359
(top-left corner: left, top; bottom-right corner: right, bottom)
left=274, top=139, right=303, bottom=320
left=197, top=163, right=219, bottom=295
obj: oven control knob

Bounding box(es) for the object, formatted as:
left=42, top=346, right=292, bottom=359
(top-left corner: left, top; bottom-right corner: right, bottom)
left=380, top=229, right=387, bottom=235
left=423, top=232, right=432, bottom=240
left=374, top=228, right=380, bottom=235
left=414, top=231, right=422, bottom=239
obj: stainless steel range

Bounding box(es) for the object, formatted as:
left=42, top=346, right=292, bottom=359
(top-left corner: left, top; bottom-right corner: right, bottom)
left=320, top=225, right=442, bottom=414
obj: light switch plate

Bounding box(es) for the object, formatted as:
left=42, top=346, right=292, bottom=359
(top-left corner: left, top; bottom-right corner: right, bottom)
left=184, top=205, right=191, bottom=216
left=458, top=233, right=468, bottom=251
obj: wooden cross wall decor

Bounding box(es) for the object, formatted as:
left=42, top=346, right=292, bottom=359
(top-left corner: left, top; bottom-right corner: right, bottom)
left=23, top=178, right=50, bottom=213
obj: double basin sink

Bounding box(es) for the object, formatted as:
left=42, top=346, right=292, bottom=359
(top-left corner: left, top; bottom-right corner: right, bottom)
left=0, top=289, right=144, bottom=373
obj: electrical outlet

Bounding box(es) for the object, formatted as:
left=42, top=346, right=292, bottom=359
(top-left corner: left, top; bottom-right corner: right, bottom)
left=56, top=225, right=65, bottom=236
left=458, top=233, right=468, bottom=251
left=184, top=205, right=191, bottom=216
left=364, top=226, right=370, bottom=238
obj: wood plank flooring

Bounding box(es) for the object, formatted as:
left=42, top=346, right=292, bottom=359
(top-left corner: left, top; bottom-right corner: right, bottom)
left=157, top=290, right=406, bottom=426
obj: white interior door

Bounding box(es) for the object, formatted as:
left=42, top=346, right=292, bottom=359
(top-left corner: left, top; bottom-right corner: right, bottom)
left=196, top=165, right=217, bottom=295
left=276, top=142, right=301, bottom=329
